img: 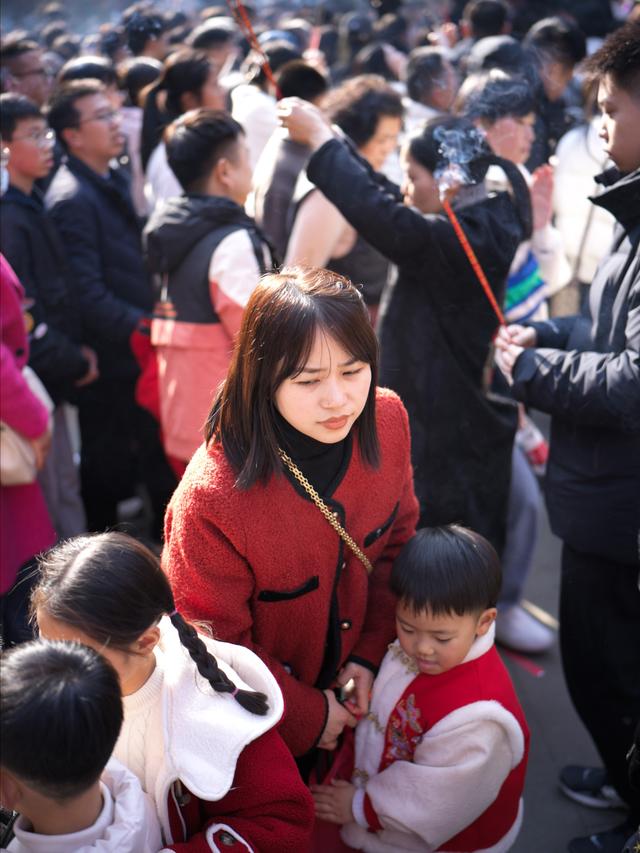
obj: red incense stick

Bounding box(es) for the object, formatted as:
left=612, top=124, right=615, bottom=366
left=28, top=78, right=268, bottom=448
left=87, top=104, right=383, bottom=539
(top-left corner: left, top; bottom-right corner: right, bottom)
left=442, top=196, right=506, bottom=327
left=225, top=0, right=282, bottom=98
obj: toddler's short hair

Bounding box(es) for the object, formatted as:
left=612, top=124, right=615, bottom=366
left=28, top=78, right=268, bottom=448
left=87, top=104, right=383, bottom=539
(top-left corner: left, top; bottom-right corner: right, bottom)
left=391, top=524, right=502, bottom=616
left=0, top=639, right=123, bottom=800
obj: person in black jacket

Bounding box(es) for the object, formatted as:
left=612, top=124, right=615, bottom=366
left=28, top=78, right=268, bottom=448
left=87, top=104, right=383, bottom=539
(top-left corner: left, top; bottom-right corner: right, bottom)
left=280, top=102, right=531, bottom=557
left=496, top=20, right=640, bottom=853
left=0, top=93, right=94, bottom=538
left=45, top=80, right=176, bottom=537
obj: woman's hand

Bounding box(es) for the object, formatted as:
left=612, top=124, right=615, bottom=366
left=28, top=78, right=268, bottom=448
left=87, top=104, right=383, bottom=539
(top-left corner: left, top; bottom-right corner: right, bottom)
left=531, top=164, right=554, bottom=231
left=311, top=780, right=356, bottom=825
left=319, top=689, right=357, bottom=751
left=498, top=324, right=537, bottom=349
left=277, top=97, right=335, bottom=152
left=494, top=324, right=537, bottom=385
left=336, top=661, right=374, bottom=716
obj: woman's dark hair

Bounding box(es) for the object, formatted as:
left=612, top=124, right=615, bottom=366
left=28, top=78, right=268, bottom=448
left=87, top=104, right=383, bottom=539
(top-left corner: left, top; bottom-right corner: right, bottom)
left=323, top=74, right=403, bottom=148
left=97, top=24, right=125, bottom=62
left=408, top=114, right=533, bottom=238
left=205, top=266, right=380, bottom=489
left=276, top=60, right=328, bottom=102
left=140, top=48, right=214, bottom=170
left=463, top=0, right=509, bottom=40
left=455, top=70, right=535, bottom=123
left=165, top=108, right=244, bottom=192
left=391, top=525, right=502, bottom=616
left=523, top=15, right=587, bottom=70
left=0, top=640, right=123, bottom=800
left=0, top=92, right=42, bottom=139
left=118, top=55, right=162, bottom=107
left=352, top=43, right=395, bottom=80
left=31, top=532, right=268, bottom=716
left=405, top=46, right=448, bottom=104
left=125, top=10, right=167, bottom=56
left=58, top=55, right=118, bottom=88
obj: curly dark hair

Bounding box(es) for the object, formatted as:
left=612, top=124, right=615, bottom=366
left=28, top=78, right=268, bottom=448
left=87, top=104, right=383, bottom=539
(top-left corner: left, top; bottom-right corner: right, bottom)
left=582, top=19, right=640, bottom=96
left=323, top=74, right=402, bottom=148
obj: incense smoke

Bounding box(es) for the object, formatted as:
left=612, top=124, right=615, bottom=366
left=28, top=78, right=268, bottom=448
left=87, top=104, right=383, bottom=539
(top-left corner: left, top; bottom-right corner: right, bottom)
left=434, top=124, right=487, bottom=199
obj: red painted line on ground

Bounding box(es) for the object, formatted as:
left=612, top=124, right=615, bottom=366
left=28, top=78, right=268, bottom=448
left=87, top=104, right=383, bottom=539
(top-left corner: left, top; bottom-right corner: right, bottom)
left=501, top=648, right=546, bottom=678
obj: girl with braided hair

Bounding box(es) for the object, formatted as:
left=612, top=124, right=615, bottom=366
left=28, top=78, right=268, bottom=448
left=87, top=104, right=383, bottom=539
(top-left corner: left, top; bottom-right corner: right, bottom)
left=32, top=531, right=314, bottom=852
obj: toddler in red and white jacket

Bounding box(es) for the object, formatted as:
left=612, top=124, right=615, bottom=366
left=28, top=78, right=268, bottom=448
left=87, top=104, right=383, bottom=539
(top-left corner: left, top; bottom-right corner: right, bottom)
left=313, top=525, right=530, bottom=853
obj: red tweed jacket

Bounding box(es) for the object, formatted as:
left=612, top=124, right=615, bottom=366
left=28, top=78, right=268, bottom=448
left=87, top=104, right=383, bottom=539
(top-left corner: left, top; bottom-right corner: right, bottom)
left=163, top=387, right=419, bottom=756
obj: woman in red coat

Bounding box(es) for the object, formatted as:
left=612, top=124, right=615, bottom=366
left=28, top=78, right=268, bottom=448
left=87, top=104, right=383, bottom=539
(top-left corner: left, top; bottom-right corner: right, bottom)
left=163, top=266, right=419, bottom=760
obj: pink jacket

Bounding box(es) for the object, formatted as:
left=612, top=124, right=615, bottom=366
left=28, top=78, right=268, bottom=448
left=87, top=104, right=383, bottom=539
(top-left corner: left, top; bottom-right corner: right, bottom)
left=0, top=255, right=55, bottom=591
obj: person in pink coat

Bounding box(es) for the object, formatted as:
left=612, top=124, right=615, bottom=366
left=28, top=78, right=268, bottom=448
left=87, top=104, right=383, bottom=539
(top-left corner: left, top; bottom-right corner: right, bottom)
left=0, top=253, right=55, bottom=644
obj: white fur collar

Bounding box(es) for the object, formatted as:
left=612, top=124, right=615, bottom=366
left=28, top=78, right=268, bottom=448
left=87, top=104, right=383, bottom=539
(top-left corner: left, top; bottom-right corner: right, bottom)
left=156, top=617, right=283, bottom=804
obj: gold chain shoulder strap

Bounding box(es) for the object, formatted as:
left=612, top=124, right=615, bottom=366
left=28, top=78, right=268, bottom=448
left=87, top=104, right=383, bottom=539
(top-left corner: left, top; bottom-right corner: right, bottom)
left=279, top=449, right=373, bottom=575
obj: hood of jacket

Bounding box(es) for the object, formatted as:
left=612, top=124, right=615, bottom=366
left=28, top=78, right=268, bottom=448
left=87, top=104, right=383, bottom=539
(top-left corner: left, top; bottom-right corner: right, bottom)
left=152, top=616, right=284, bottom=839
left=591, top=166, right=640, bottom=232
left=143, top=194, right=257, bottom=275
left=9, top=759, right=162, bottom=853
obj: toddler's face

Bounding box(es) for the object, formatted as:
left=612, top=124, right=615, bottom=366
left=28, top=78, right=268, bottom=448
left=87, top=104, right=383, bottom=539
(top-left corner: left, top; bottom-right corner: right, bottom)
left=395, top=602, right=495, bottom=676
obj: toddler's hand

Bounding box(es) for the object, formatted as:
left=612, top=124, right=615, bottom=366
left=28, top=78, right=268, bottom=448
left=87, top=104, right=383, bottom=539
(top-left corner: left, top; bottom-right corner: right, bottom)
left=311, top=780, right=356, bottom=825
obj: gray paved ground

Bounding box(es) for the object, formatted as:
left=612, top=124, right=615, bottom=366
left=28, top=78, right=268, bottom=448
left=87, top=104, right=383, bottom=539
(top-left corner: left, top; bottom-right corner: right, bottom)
left=501, top=475, right=629, bottom=851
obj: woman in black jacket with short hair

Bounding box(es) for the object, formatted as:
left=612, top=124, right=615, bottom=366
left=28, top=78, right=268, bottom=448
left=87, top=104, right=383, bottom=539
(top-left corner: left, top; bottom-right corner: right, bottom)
left=281, top=103, right=531, bottom=554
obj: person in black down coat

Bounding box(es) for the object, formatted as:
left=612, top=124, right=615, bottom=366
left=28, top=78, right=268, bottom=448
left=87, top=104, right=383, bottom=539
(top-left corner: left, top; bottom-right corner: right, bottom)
left=495, top=21, right=640, bottom=853
left=45, top=80, right=176, bottom=537
left=280, top=102, right=531, bottom=555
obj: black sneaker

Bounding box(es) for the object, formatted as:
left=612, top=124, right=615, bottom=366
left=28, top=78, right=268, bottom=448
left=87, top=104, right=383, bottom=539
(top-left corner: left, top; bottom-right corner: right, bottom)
left=568, top=820, right=637, bottom=853
left=560, top=766, right=628, bottom=810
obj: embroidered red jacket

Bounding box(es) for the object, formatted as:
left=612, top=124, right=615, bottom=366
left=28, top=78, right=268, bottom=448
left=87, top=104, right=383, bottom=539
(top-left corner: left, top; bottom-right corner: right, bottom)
left=344, top=631, right=529, bottom=852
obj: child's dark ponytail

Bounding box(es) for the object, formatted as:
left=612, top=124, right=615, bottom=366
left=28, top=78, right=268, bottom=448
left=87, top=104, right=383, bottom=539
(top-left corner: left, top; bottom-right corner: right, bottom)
left=168, top=610, right=269, bottom=716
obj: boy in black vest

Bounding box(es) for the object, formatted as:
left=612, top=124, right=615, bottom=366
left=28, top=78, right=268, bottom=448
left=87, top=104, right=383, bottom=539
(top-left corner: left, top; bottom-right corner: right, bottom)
left=144, top=108, right=275, bottom=473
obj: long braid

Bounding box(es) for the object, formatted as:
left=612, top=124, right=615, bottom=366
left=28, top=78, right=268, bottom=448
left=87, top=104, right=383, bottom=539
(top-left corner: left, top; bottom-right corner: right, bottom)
left=169, top=611, right=269, bottom=716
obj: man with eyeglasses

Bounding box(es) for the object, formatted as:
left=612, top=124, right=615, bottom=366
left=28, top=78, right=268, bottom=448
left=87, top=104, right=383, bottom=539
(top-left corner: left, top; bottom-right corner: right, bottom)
left=0, top=37, right=52, bottom=108
left=0, top=93, right=93, bottom=539
left=45, top=80, right=177, bottom=538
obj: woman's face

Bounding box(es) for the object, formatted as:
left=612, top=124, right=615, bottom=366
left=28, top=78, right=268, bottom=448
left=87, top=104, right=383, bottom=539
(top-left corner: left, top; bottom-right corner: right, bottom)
left=482, top=112, right=536, bottom=165
left=400, top=146, right=442, bottom=214
left=274, top=330, right=372, bottom=444
left=36, top=608, right=155, bottom=696
left=198, top=65, right=226, bottom=110
left=359, top=114, right=402, bottom=172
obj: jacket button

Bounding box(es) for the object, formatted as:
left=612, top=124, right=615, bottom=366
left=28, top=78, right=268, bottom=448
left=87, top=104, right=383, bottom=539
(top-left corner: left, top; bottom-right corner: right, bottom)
left=342, top=561, right=346, bottom=570
left=340, top=619, right=352, bottom=630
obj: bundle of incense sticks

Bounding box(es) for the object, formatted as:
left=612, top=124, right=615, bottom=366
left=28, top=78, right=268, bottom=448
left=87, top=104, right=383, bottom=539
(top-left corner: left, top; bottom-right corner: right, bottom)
left=224, top=0, right=282, bottom=98
left=441, top=196, right=507, bottom=328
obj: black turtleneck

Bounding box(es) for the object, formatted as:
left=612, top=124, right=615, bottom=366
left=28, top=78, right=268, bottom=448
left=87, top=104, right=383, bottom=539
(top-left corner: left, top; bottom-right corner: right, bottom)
left=274, top=408, right=351, bottom=498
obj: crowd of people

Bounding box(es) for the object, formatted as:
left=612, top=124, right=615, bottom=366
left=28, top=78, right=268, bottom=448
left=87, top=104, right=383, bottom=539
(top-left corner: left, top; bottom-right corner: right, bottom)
left=0, top=0, right=638, bottom=851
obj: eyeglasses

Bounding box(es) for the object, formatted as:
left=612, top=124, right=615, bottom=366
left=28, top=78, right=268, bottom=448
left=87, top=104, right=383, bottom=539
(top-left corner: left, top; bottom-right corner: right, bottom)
left=11, top=128, right=56, bottom=148
left=78, top=109, right=121, bottom=126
